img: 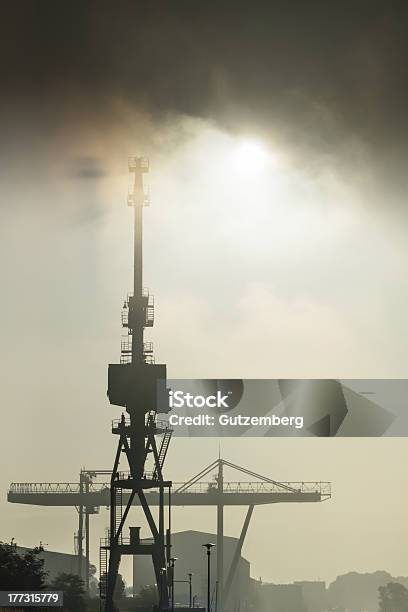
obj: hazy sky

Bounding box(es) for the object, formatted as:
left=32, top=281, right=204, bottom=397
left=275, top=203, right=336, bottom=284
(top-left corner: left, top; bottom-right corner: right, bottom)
left=2, top=0, right=408, bottom=587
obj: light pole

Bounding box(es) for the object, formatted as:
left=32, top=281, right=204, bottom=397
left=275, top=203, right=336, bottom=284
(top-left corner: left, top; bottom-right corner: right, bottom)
left=173, top=574, right=193, bottom=608
left=188, top=573, right=193, bottom=608
left=159, top=567, right=167, bottom=610
left=202, top=543, right=215, bottom=612
left=170, top=557, right=178, bottom=612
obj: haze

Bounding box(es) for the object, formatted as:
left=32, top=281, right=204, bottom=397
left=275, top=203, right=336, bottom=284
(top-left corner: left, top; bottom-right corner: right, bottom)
left=1, top=0, right=408, bottom=587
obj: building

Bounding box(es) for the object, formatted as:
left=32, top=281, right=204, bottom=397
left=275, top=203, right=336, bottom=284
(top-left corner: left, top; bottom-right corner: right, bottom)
left=295, top=580, right=327, bottom=611
left=133, top=530, right=251, bottom=610
left=16, top=546, right=96, bottom=591
left=258, top=583, right=307, bottom=612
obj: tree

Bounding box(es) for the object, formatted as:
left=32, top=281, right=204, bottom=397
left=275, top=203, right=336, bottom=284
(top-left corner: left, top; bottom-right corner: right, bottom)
left=50, top=573, right=86, bottom=612
left=379, top=582, right=408, bottom=612
left=99, top=572, right=126, bottom=600
left=88, top=564, right=99, bottom=598
left=115, top=573, right=126, bottom=600
left=135, top=585, right=158, bottom=607
left=0, top=540, right=47, bottom=589
left=88, top=563, right=97, bottom=579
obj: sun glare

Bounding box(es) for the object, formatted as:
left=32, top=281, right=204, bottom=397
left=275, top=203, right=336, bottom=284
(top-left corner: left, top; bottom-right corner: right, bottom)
left=233, top=139, right=270, bottom=173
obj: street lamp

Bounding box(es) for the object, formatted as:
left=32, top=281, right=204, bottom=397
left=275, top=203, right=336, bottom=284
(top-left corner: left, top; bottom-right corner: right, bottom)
left=188, top=573, right=193, bottom=608
left=159, top=567, right=167, bottom=610
left=202, top=543, right=215, bottom=612
left=173, top=574, right=193, bottom=608
left=170, top=557, right=178, bottom=612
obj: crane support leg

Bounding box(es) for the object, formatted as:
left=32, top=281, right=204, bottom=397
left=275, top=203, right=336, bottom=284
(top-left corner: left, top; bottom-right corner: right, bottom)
left=106, top=549, right=121, bottom=610
left=85, top=508, right=90, bottom=592
left=223, top=505, right=254, bottom=609
left=78, top=503, right=84, bottom=580
left=217, top=460, right=224, bottom=612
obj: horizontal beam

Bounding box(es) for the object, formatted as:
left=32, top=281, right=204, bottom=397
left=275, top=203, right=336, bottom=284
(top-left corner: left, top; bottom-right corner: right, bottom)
left=8, top=490, right=328, bottom=507
left=9, top=481, right=331, bottom=495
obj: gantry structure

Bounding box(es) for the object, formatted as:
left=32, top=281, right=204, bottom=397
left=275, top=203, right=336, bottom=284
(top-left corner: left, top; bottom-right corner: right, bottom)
left=8, top=156, right=332, bottom=612
left=8, top=459, right=331, bottom=610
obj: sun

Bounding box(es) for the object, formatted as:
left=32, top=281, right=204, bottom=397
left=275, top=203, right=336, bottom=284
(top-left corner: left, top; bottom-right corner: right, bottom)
left=233, top=139, right=270, bottom=174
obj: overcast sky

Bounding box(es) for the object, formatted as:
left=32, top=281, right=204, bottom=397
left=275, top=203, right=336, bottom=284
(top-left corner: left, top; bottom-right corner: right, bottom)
left=2, top=0, right=408, bottom=587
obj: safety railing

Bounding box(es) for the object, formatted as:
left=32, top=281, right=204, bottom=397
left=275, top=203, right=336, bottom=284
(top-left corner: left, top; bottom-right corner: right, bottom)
left=175, top=481, right=331, bottom=496
left=111, top=416, right=171, bottom=430
left=9, top=480, right=330, bottom=497
left=121, top=336, right=132, bottom=353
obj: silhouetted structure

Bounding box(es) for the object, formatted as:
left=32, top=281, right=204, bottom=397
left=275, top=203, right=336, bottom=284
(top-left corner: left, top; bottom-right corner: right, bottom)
left=133, top=531, right=251, bottom=612
left=259, top=583, right=307, bottom=612
left=294, top=581, right=327, bottom=612
left=9, top=460, right=331, bottom=605
left=102, top=157, right=172, bottom=612
left=8, top=160, right=332, bottom=612
left=15, top=546, right=91, bottom=585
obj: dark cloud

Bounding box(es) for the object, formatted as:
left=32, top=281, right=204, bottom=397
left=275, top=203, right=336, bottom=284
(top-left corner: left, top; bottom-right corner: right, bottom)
left=69, top=156, right=106, bottom=180
left=2, top=2, right=407, bottom=122
left=1, top=0, right=408, bottom=209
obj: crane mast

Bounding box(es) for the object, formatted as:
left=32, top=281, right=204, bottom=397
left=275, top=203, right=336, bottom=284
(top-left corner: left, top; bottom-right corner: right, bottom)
left=102, top=157, right=172, bottom=612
